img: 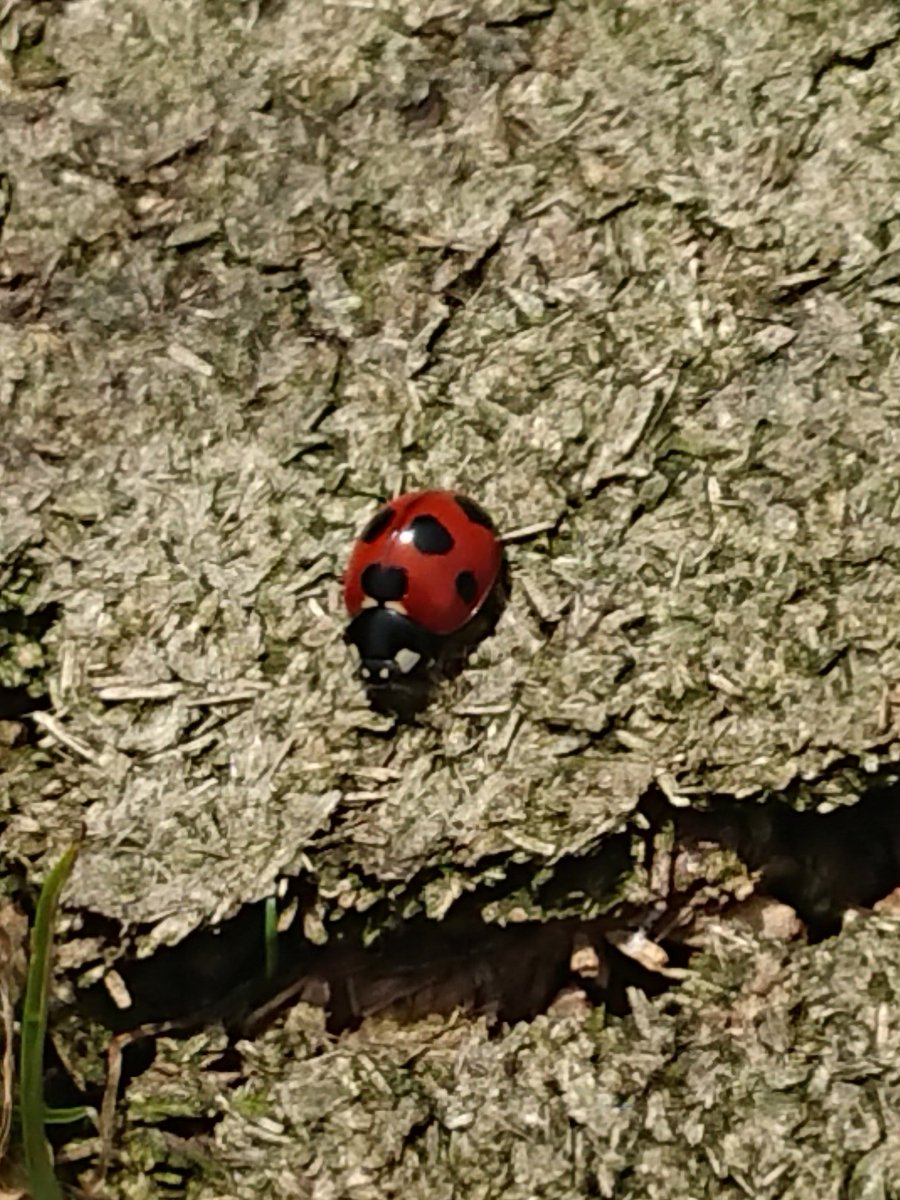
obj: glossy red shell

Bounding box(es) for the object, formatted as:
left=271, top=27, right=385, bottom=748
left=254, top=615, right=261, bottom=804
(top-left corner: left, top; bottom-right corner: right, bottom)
left=343, top=490, right=502, bottom=637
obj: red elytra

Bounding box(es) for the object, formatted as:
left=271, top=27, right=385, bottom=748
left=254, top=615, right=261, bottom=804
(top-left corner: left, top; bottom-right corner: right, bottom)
left=343, top=490, right=502, bottom=636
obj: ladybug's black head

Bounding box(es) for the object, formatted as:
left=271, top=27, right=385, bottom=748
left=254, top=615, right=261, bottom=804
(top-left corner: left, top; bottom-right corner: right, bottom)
left=345, top=606, right=441, bottom=717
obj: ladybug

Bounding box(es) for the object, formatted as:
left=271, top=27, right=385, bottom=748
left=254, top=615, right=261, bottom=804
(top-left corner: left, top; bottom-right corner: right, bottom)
left=343, top=490, right=508, bottom=715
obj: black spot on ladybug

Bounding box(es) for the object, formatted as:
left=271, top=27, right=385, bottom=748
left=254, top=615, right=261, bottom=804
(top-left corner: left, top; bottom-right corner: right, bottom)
left=410, top=514, right=454, bottom=555
left=361, top=562, right=408, bottom=602
left=454, top=494, right=496, bottom=531
left=455, top=570, right=477, bottom=605
left=360, top=506, right=396, bottom=544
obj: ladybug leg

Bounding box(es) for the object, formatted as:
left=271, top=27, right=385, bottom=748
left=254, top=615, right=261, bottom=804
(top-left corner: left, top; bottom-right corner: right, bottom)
left=366, top=665, right=436, bottom=720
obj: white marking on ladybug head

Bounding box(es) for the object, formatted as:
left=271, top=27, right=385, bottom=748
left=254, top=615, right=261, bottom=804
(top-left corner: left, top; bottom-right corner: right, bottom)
left=378, top=666, right=390, bottom=680
left=361, top=666, right=371, bottom=679
left=394, top=648, right=421, bottom=674
left=384, top=600, right=408, bottom=614
left=360, top=596, right=378, bottom=609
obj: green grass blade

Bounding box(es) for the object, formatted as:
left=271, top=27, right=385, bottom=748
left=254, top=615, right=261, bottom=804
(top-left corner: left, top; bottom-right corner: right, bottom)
left=12, top=1103, right=89, bottom=1126
left=43, top=1105, right=89, bottom=1126
left=264, top=895, right=278, bottom=981
left=20, top=845, right=79, bottom=1200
